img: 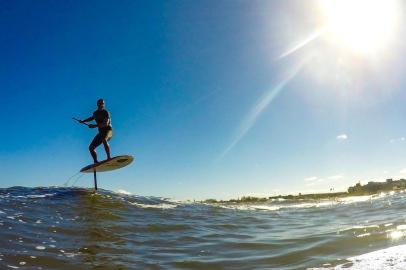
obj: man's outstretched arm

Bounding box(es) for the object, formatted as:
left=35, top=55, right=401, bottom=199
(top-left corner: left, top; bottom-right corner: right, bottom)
left=80, top=116, right=95, bottom=123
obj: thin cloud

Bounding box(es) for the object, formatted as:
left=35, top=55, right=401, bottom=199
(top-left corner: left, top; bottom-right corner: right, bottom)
left=390, top=137, right=405, bottom=143
left=304, top=174, right=343, bottom=187
left=400, top=168, right=406, bottom=174
left=304, top=176, right=318, bottom=182
left=304, top=176, right=325, bottom=187
left=306, top=182, right=317, bottom=187
left=327, top=175, right=343, bottom=180
left=336, top=134, right=348, bottom=141
left=305, top=179, right=325, bottom=186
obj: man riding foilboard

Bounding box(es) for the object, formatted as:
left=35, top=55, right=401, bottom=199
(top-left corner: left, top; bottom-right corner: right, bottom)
left=79, top=99, right=113, bottom=163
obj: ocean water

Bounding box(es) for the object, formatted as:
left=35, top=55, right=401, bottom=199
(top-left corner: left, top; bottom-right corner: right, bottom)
left=1, top=187, right=406, bottom=269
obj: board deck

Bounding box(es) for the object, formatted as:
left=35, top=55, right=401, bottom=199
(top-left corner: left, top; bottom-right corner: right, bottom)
left=80, top=155, right=134, bottom=173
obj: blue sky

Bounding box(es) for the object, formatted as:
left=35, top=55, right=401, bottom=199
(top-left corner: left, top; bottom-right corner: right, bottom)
left=1, top=0, right=406, bottom=200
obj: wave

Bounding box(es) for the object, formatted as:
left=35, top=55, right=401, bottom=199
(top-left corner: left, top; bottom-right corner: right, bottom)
left=2, top=186, right=406, bottom=269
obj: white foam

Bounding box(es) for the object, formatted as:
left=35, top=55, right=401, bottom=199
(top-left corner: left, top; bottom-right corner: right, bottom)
left=309, top=244, right=406, bottom=269
left=15, top=193, right=55, bottom=199
left=214, top=204, right=280, bottom=211
left=338, top=195, right=372, bottom=204
left=27, top=194, right=53, bottom=198
left=338, top=224, right=380, bottom=233
left=287, top=201, right=336, bottom=208
left=64, top=252, right=76, bottom=258
left=129, top=202, right=178, bottom=209
left=212, top=201, right=338, bottom=212
left=165, top=198, right=188, bottom=204
left=396, top=224, right=406, bottom=230
left=116, top=189, right=131, bottom=195
left=357, top=233, right=371, bottom=238
left=251, top=205, right=281, bottom=211
left=35, top=246, right=46, bottom=250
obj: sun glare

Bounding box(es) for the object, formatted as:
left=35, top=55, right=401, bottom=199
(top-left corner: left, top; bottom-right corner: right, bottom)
left=320, top=0, right=399, bottom=54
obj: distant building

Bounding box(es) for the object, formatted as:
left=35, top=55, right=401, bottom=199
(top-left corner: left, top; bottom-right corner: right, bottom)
left=348, top=179, right=406, bottom=194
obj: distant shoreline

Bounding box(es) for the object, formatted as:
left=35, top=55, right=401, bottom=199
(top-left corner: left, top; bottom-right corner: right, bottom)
left=203, top=192, right=348, bottom=204
left=203, top=178, right=406, bottom=203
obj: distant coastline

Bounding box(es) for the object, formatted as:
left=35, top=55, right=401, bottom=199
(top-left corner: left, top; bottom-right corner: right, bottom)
left=204, top=178, right=406, bottom=203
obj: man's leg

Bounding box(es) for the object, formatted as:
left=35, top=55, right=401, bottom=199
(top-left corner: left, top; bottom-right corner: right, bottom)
left=89, top=133, right=103, bottom=163
left=102, top=139, right=111, bottom=160
left=102, top=130, right=113, bottom=160
left=89, top=144, right=98, bottom=163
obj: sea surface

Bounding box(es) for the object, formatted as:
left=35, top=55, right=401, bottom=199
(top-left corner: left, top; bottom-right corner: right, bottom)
left=2, top=187, right=406, bottom=269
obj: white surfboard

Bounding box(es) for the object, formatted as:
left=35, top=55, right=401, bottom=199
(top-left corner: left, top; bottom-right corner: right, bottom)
left=80, top=155, right=134, bottom=173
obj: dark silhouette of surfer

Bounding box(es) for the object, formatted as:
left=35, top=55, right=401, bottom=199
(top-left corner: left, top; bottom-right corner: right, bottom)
left=79, top=99, right=113, bottom=163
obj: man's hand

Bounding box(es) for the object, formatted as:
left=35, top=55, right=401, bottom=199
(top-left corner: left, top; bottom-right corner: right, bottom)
left=79, top=119, right=85, bottom=123
left=88, top=124, right=97, bottom=128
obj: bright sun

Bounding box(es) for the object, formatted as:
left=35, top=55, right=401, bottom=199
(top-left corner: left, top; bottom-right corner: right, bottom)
left=320, top=0, right=399, bottom=54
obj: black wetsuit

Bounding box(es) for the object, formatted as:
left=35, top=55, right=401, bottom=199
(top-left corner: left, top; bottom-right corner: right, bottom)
left=90, top=109, right=113, bottom=148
